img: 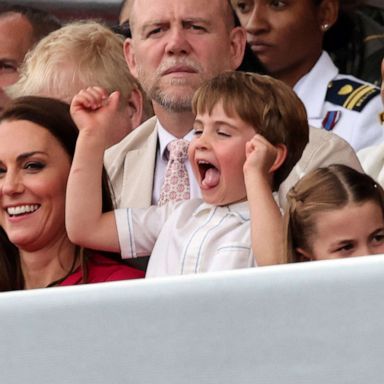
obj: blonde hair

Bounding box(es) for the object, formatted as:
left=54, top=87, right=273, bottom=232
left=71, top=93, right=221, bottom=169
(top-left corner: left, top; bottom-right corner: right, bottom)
left=192, top=71, right=309, bottom=191
left=7, top=20, right=153, bottom=119
left=285, top=164, right=384, bottom=263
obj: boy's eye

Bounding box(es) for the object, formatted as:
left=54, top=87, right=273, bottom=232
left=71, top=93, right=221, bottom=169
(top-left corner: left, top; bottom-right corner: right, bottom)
left=217, top=130, right=231, bottom=137
left=193, top=129, right=203, bottom=136
left=0, top=166, right=6, bottom=176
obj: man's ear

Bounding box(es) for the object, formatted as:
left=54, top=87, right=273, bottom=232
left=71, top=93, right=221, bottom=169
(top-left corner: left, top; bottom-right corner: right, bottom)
left=295, top=247, right=313, bottom=262
left=269, top=144, right=287, bottom=173
left=229, top=26, right=247, bottom=70
left=124, top=38, right=138, bottom=78
left=126, top=88, right=143, bottom=128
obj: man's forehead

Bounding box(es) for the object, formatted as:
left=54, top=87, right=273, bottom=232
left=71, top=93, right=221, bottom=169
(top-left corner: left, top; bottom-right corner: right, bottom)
left=130, top=0, right=230, bottom=27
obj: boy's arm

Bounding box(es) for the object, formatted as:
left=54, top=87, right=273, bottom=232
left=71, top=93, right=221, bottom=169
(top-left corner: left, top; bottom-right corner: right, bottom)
left=66, top=87, right=120, bottom=252
left=244, top=134, right=284, bottom=266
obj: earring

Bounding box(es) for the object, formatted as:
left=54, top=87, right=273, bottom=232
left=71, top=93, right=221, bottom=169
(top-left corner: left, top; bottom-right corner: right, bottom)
left=321, top=23, right=329, bottom=32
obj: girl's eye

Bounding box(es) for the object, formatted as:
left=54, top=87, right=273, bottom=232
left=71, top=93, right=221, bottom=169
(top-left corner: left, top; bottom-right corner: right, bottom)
left=334, top=243, right=354, bottom=254
left=372, top=232, right=384, bottom=245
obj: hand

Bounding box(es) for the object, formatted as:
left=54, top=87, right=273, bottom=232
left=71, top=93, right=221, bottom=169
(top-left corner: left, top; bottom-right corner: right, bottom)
left=244, top=134, right=279, bottom=177
left=70, top=86, right=120, bottom=135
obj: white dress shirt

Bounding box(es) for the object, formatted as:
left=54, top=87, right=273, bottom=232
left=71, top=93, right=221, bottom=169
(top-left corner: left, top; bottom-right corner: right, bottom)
left=294, top=51, right=384, bottom=151
left=114, top=199, right=255, bottom=278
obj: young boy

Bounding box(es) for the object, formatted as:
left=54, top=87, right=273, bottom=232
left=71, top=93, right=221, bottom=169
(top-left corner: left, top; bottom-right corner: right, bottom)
left=66, top=72, right=309, bottom=276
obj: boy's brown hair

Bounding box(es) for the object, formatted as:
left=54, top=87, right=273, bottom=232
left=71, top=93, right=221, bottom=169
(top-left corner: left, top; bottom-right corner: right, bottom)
left=192, top=71, right=309, bottom=191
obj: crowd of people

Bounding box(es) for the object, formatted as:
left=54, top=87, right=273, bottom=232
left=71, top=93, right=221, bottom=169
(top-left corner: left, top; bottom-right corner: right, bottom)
left=0, top=0, right=383, bottom=291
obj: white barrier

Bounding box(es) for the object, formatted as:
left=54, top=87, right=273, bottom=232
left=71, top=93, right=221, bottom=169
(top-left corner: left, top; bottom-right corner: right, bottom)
left=1, top=255, right=384, bottom=384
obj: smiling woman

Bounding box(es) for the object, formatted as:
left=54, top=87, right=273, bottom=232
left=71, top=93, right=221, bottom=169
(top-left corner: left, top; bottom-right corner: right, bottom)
left=0, top=96, right=144, bottom=291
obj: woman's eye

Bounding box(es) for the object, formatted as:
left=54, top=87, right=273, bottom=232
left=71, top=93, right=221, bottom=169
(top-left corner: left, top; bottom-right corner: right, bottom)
left=24, top=162, right=45, bottom=171
left=235, top=1, right=251, bottom=13
left=270, top=0, right=287, bottom=9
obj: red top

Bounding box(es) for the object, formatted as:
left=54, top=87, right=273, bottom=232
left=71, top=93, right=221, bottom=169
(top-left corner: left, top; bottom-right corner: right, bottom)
left=59, top=253, right=144, bottom=286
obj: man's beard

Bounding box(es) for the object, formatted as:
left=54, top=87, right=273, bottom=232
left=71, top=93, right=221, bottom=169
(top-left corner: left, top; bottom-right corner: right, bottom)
left=137, top=59, right=204, bottom=113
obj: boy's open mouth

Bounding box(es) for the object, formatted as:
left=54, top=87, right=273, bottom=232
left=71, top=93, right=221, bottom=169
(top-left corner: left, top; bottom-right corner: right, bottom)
left=198, top=160, right=220, bottom=189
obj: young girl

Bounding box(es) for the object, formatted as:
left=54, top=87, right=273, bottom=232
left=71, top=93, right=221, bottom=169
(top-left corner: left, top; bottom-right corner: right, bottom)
left=285, top=164, right=384, bottom=262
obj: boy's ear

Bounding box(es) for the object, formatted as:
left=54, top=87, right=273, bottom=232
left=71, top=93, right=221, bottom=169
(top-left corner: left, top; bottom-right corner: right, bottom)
left=295, top=247, right=312, bottom=262
left=127, top=88, right=143, bottom=129
left=269, top=144, right=288, bottom=173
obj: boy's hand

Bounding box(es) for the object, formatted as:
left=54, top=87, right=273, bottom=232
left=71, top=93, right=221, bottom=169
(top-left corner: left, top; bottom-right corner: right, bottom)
left=244, top=134, right=278, bottom=177
left=70, top=86, right=120, bottom=136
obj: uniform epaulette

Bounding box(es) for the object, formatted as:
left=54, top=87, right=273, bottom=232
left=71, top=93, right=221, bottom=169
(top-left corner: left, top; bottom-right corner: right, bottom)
left=326, top=78, right=380, bottom=112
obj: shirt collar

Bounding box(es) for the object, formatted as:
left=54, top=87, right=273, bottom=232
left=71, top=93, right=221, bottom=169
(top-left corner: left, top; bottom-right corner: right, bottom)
left=156, top=120, right=195, bottom=160
left=193, top=200, right=250, bottom=221
left=293, top=51, right=339, bottom=118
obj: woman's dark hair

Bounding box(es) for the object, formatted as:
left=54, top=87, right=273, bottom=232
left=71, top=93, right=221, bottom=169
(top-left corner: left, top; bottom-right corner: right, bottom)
left=0, top=96, right=115, bottom=290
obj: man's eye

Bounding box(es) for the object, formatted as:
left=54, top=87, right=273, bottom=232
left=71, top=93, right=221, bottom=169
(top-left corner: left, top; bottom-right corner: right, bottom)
left=146, top=27, right=164, bottom=37
left=189, top=24, right=206, bottom=32
left=0, top=62, right=17, bottom=73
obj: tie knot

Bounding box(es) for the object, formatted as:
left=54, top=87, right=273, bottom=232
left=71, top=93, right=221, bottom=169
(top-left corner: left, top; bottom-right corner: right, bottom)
left=168, top=139, right=189, bottom=162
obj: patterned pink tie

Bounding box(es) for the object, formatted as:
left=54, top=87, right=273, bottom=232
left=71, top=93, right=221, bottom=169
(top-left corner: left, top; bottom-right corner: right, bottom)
left=158, top=139, right=190, bottom=206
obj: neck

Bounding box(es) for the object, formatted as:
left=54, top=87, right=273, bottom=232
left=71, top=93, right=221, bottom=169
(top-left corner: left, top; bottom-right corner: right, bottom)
left=19, top=239, right=78, bottom=289
left=273, top=51, right=322, bottom=88
left=153, top=103, right=195, bottom=138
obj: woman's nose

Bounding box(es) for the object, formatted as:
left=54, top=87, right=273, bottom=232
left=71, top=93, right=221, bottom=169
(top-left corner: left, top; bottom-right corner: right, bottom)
left=1, top=171, right=24, bottom=196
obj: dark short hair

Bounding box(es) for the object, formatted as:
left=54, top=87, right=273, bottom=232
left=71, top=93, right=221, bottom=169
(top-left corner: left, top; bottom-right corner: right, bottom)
left=0, top=3, right=61, bottom=43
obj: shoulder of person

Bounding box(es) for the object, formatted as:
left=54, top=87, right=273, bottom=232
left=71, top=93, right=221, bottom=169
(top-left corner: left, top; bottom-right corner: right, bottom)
left=325, top=75, right=380, bottom=113
left=105, top=116, right=158, bottom=159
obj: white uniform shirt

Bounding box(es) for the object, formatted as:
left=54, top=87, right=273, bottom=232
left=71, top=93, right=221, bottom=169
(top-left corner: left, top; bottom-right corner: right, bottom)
left=115, top=199, right=255, bottom=277
left=152, top=121, right=201, bottom=204
left=294, top=51, right=384, bottom=151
